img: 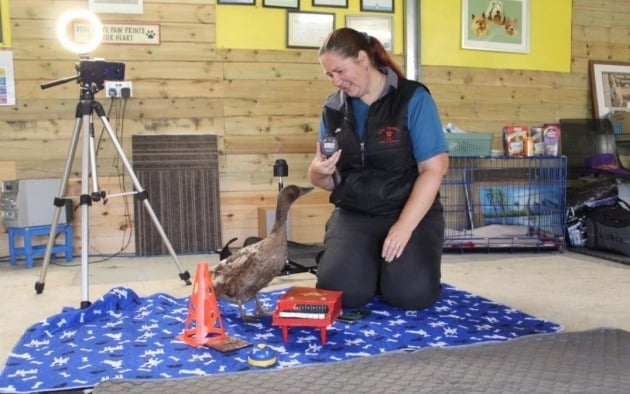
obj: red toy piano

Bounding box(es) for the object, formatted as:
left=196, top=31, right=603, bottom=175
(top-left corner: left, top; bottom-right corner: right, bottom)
left=272, top=286, right=342, bottom=344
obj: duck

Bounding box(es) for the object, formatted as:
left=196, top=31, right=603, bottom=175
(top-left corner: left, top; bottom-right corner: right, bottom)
left=211, top=185, right=313, bottom=321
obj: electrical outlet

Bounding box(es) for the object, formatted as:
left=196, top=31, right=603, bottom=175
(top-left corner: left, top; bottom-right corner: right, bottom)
left=105, top=81, right=133, bottom=98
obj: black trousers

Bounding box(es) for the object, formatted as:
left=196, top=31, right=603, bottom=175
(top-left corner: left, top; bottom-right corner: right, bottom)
left=316, top=207, right=444, bottom=310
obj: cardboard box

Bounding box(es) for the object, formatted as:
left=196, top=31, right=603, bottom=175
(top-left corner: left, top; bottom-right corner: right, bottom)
left=502, top=125, right=529, bottom=156
left=542, top=123, right=561, bottom=156
left=611, top=112, right=630, bottom=135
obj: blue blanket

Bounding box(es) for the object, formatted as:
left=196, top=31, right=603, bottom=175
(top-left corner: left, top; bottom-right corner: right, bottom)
left=0, top=284, right=561, bottom=393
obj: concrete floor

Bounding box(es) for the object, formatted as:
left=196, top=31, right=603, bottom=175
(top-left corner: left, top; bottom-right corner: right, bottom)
left=1, top=250, right=629, bottom=367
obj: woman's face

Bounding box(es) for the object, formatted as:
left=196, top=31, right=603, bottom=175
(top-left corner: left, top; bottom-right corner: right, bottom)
left=319, top=50, right=369, bottom=98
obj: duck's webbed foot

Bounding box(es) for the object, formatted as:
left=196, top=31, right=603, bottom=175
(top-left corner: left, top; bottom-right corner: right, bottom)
left=254, top=293, right=274, bottom=318
left=237, top=297, right=272, bottom=322
left=237, top=302, right=261, bottom=322
left=241, top=314, right=262, bottom=322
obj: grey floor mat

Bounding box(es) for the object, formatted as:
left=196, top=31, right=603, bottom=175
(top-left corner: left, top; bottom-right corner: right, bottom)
left=92, top=328, right=629, bottom=394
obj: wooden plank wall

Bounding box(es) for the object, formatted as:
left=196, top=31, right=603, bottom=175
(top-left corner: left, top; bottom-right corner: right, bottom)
left=0, top=0, right=629, bottom=260
left=424, top=0, right=630, bottom=139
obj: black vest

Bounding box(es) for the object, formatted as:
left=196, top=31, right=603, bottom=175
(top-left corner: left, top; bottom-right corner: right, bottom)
left=323, top=77, right=438, bottom=216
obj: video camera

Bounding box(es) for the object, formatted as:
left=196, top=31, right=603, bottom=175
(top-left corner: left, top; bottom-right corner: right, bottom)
left=76, top=58, right=125, bottom=90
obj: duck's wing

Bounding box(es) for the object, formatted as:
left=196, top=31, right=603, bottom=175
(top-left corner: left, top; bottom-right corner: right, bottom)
left=212, top=251, right=258, bottom=279
left=211, top=245, right=265, bottom=297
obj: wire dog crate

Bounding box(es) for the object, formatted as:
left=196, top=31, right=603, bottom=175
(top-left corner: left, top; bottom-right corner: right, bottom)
left=440, top=156, right=567, bottom=252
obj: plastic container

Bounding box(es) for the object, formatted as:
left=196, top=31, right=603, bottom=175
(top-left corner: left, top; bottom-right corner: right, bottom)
left=445, top=133, right=494, bottom=157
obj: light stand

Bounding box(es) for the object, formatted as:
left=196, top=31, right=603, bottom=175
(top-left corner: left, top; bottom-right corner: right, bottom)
left=273, top=159, right=288, bottom=191
left=35, top=58, right=190, bottom=308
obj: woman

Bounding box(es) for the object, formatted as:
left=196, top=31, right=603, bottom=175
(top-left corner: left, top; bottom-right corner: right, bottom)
left=308, top=28, right=449, bottom=310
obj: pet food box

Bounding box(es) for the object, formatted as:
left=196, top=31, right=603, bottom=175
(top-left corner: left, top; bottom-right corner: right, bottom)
left=530, top=127, right=545, bottom=155
left=502, top=125, right=529, bottom=156
left=542, top=123, right=561, bottom=156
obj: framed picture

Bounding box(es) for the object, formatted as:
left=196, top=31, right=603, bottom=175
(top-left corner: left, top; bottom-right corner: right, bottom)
left=89, top=0, right=143, bottom=14
left=286, top=11, right=335, bottom=49
left=360, top=0, right=394, bottom=13
left=589, top=60, right=630, bottom=119
left=0, top=50, right=15, bottom=105
left=0, top=0, right=10, bottom=47
left=346, top=14, right=393, bottom=52
left=313, top=0, right=348, bottom=7
left=461, top=0, right=529, bottom=53
left=217, top=0, right=255, bottom=4
left=263, top=0, right=298, bottom=8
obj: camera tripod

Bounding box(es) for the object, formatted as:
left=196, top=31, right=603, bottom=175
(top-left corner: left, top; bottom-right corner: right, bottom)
left=36, top=63, right=191, bottom=308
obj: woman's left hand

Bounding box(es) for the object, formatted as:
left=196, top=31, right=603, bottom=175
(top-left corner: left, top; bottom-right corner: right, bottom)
left=381, top=153, right=449, bottom=263
left=382, top=222, right=412, bottom=263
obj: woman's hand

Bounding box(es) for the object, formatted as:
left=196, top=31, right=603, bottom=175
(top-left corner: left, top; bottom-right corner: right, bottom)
left=381, top=152, right=449, bottom=263
left=308, top=142, right=342, bottom=191
left=382, top=222, right=413, bottom=263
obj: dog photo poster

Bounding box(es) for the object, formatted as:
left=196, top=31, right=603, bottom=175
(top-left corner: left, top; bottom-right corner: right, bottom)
left=462, top=0, right=529, bottom=53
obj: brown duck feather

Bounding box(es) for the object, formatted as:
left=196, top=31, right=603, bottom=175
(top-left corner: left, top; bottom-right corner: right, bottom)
left=211, top=185, right=313, bottom=320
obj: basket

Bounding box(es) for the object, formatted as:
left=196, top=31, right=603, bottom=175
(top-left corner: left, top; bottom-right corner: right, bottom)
left=445, top=132, right=493, bottom=157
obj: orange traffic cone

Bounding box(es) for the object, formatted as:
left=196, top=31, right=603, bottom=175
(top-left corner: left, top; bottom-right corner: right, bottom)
left=178, top=262, right=227, bottom=347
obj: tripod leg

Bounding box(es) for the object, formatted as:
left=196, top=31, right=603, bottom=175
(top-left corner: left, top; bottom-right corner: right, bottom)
left=35, top=115, right=82, bottom=294
left=87, top=115, right=103, bottom=201
left=79, top=113, right=93, bottom=308
left=94, top=105, right=191, bottom=285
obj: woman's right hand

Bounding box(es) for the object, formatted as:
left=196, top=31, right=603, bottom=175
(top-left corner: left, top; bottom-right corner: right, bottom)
left=308, top=142, right=342, bottom=190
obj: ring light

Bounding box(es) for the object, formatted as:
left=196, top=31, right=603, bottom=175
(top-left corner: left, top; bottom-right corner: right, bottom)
left=56, top=9, right=103, bottom=54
